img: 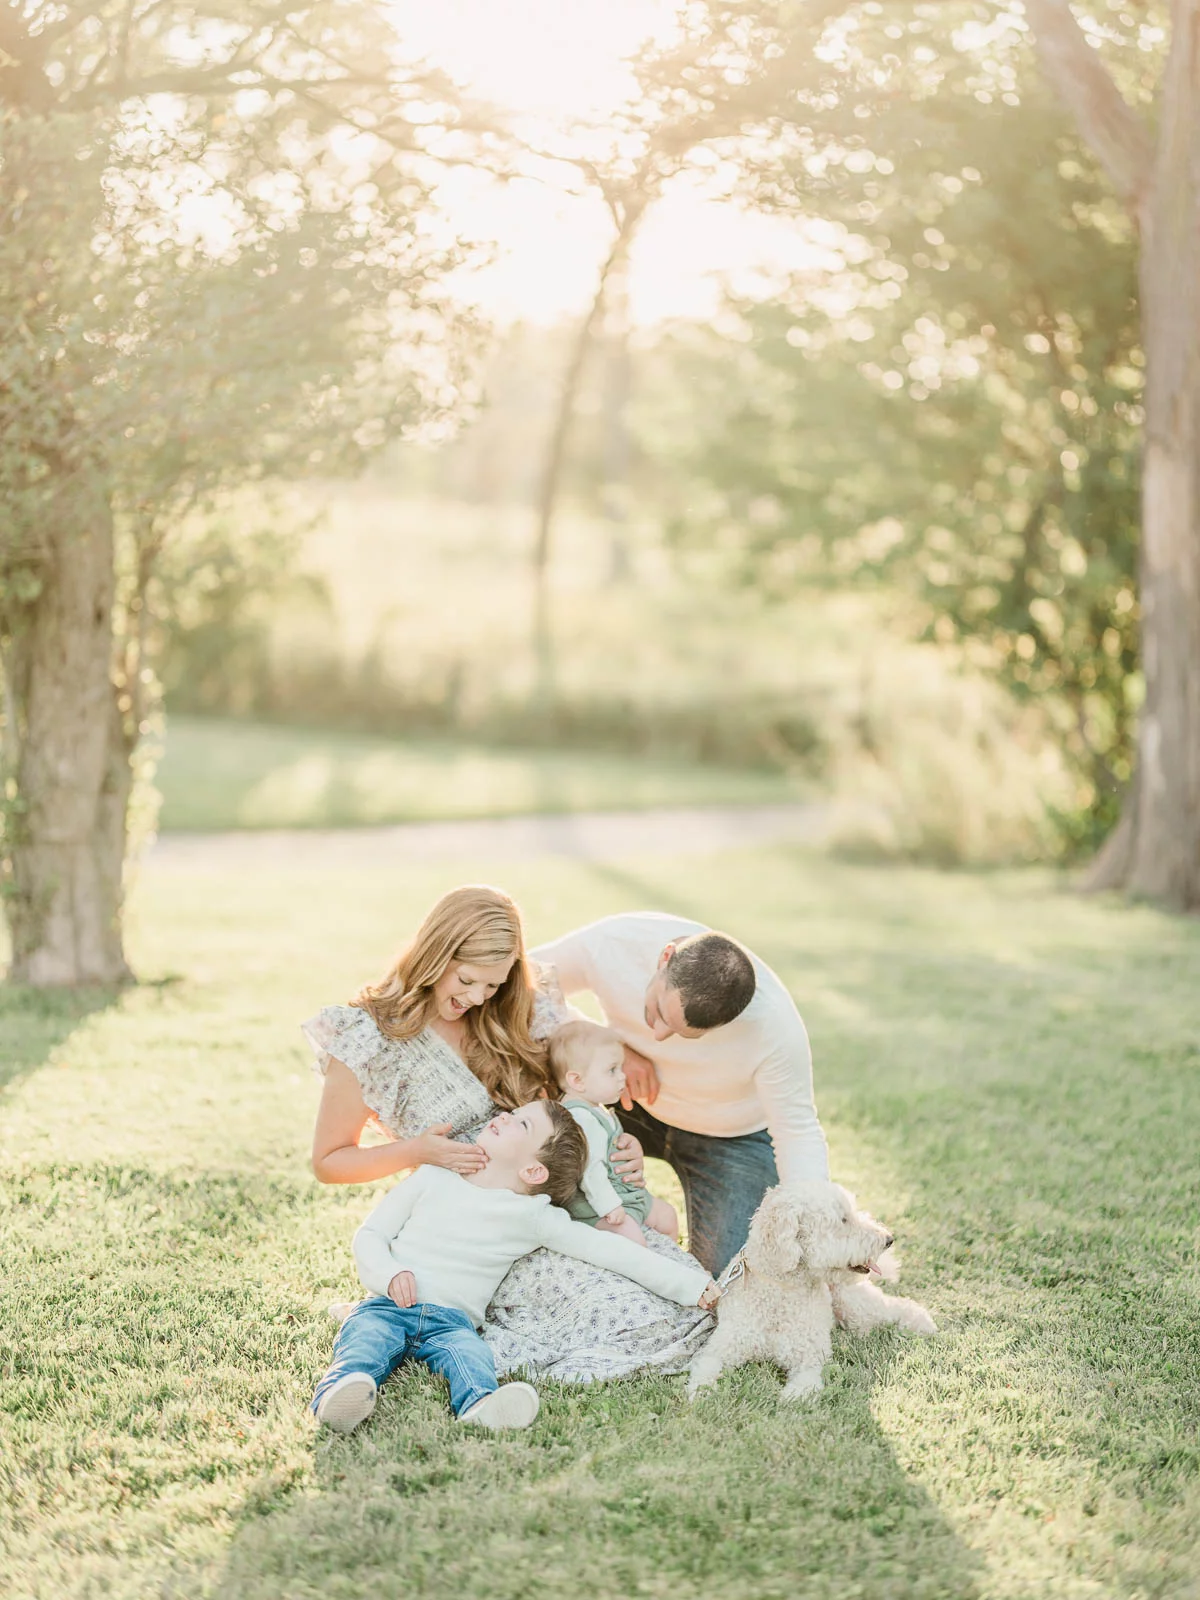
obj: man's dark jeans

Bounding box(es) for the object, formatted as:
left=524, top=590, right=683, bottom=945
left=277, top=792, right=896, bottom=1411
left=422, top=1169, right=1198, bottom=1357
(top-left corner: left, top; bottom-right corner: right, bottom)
left=617, top=1102, right=779, bottom=1275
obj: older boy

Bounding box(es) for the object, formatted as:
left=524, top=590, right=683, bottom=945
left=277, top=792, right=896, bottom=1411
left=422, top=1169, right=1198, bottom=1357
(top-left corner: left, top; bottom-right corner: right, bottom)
left=312, top=1098, right=717, bottom=1433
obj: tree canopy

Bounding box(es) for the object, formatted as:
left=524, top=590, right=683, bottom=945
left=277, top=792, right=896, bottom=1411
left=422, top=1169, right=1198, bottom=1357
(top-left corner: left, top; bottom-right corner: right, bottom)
left=640, top=5, right=1145, bottom=849
left=0, top=0, right=475, bottom=981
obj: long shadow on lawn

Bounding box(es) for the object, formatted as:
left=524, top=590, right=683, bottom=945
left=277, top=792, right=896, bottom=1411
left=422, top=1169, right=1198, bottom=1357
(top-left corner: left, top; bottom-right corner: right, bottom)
left=807, top=931, right=1200, bottom=1597
left=212, top=1334, right=985, bottom=1600
left=578, top=856, right=715, bottom=927
left=0, top=983, right=120, bottom=1098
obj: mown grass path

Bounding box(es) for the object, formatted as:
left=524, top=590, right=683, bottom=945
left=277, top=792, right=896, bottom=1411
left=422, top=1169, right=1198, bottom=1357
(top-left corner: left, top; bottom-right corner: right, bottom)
left=2, top=843, right=1198, bottom=1599
left=156, top=717, right=811, bottom=832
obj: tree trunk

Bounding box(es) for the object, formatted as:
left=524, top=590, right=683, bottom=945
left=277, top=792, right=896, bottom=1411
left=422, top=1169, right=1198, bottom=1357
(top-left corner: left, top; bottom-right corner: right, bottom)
left=530, top=277, right=613, bottom=704
left=530, top=214, right=642, bottom=704
left=5, top=483, right=134, bottom=985
left=1123, top=3, right=1200, bottom=906
left=1031, top=0, right=1200, bottom=906
left=601, top=262, right=633, bottom=586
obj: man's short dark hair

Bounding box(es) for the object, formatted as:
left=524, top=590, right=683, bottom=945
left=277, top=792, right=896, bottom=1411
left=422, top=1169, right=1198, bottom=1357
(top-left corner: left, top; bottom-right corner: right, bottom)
left=664, top=932, right=756, bottom=1030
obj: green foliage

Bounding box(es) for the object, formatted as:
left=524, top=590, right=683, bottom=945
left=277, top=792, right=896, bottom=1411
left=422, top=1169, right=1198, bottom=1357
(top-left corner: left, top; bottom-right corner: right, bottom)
left=650, top=10, right=1146, bottom=854
left=2, top=844, right=1199, bottom=1596
left=0, top=0, right=477, bottom=958
left=0, top=25, right=465, bottom=565
left=154, top=514, right=332, bottom=718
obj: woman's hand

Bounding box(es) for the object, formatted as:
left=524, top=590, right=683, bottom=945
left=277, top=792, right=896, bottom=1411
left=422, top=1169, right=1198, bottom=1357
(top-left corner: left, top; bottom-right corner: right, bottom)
left=610, top=1132, right=645, bottom=1187
left=413, top=1123, right=488, bottom=1174
left=697, top=1279, right=721, bottom=1312
left=388, top=1271, right=417, bottom=1308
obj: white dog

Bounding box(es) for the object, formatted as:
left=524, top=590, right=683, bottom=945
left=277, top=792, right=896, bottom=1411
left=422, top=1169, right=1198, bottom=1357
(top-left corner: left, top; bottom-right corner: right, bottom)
left=688, top=1180, right=936, bottom=1402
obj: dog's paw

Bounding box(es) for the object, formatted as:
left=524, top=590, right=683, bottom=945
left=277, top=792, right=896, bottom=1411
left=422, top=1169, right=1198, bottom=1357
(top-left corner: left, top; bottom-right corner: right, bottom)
left=899, top=1301, right=937, bottom=1336
left=781, top=1368, right=823, bottom=1402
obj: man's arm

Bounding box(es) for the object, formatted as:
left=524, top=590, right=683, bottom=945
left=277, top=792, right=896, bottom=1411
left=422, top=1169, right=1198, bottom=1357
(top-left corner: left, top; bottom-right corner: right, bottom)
left=755, top=1016, right=830, bottom=1184
left=351, top=1170, right=428, bottom=1296
left=527, top=923, right=600, bottom=997
left=531, top=920, right=660, bottom=1109
left=536, top=1207, right=711, bottom=1306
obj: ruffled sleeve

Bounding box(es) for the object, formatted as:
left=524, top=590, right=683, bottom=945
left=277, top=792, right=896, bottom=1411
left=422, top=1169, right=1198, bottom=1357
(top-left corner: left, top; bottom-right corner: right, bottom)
left=529, top=963, right=571, bottom=1042
left=301, top=1004, right=385, bottom=1079
left=300, top=1003, right=499, bottom=1141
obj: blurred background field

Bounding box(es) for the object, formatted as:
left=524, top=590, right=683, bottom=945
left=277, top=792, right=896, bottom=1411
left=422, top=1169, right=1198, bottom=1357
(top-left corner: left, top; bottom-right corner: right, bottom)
left=156, top=715, right=806, bottom=830
left=156, top=485, right=1074, bottom=863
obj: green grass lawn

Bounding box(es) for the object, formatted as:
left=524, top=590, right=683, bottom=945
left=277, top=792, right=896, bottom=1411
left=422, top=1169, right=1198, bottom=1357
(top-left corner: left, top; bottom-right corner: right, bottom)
left=155, top=716, right=806, bottom=830
left=2, top=846, right=1198, bottom=1599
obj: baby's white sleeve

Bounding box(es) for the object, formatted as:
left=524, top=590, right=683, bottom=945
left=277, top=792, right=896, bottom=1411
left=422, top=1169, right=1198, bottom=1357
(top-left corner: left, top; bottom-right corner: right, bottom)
left=568, top=1107, right=623, bottom=1216
left=569, top=1107, right=624, bottom=1216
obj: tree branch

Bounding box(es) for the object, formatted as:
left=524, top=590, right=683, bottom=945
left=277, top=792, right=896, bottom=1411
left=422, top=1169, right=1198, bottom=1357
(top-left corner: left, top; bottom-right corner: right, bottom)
left=1024, top=0, right=1154, bottom=212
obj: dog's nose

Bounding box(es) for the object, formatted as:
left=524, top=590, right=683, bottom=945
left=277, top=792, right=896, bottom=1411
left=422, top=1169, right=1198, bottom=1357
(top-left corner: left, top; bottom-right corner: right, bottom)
left=883, top=1234, right=895, bottom=1250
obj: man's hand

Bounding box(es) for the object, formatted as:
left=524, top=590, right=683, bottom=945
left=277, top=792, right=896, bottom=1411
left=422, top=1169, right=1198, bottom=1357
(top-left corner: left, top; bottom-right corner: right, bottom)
left=610, top=1132, right=645, bottom=1187
left=620, top=1045, right=659, bottom=1110
left=603, top=1206, right=628, bottom=1226
left=387, top=1270, right=417, bottom=1308
left=697, top=1279, right=721, bottom=1311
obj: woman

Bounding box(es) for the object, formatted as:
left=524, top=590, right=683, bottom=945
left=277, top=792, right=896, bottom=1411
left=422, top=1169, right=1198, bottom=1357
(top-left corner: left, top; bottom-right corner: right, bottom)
left=305, top=884, right=711, bottom=1381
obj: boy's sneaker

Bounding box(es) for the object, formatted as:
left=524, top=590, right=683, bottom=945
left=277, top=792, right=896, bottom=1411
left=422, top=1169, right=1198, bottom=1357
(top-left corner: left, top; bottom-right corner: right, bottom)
left=458, top=1382, right=539, bottom=1430
left=315, top=1372, right=378, bottom=1433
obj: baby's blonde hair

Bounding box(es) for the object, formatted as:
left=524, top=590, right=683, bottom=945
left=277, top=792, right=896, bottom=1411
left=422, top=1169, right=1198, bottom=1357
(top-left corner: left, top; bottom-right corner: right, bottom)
left=547, top=1019, right=621, bottom=1091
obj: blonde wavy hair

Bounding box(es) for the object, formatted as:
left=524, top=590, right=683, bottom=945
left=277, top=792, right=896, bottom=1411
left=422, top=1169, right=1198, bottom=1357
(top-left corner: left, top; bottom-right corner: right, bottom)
left=351, top=884, right=550, bottom=1109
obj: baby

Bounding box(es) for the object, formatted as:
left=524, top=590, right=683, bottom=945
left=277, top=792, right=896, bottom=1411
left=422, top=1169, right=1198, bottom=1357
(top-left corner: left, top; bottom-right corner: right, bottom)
left=312, top=1098, right=717, bottom=1433
left=550, top=1019, right=680, bottom=1248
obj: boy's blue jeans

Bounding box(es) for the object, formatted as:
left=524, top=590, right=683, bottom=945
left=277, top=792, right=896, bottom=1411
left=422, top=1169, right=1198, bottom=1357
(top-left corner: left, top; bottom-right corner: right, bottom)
left=311, top=1298, right=498, bottom=1418
left=617, top=1103, right=779, bottom=1275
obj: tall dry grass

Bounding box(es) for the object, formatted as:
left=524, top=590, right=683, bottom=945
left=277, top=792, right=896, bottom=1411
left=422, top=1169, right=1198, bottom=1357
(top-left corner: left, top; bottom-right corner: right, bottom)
left=160, top=486, right=1076, bottom=863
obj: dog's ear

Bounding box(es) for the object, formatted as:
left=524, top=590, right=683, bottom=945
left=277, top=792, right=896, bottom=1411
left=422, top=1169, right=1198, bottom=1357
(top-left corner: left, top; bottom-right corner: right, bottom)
left=745, top=1188, right=804, bottom=1276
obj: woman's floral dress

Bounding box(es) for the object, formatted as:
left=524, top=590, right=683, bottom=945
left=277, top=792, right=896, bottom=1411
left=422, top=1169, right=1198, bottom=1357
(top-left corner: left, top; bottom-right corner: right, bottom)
left=302, top=997, right=713, bottom=1382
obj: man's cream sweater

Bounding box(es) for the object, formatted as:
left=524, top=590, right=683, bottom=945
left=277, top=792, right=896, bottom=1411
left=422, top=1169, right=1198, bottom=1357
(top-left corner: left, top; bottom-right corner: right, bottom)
left=531, top=910, right=830, bottom=1183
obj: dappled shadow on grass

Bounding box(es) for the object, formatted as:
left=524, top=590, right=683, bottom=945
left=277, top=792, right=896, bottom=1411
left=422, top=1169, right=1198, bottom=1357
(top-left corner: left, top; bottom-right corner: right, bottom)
left=0, top=983, right=121, bottom=1097
left=795, top=918, right=1200, bottom=1596
left=0, top=1156, right=358, bottom=1599
left=578, top=855, right=715, bottom=927
left=211, top=1328, right=984, bottom=1600
left=156, top=716, right=797, bottom=832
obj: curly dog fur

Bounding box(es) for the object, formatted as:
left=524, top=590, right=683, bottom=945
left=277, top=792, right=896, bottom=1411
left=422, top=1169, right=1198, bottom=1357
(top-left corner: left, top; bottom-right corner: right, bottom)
left=688, top=1180, right=936, bottom=1402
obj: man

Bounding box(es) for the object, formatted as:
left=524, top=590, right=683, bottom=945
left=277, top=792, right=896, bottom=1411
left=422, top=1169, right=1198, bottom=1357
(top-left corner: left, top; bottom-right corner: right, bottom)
left=530, top=911, right=829, bottom=1274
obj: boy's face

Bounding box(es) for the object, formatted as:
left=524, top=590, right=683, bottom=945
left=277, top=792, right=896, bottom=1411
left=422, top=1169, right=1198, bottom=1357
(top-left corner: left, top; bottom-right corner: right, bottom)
left=477, top=1101, right=554, bottom=1189
left=569, top=1040, right=627, bottom=1107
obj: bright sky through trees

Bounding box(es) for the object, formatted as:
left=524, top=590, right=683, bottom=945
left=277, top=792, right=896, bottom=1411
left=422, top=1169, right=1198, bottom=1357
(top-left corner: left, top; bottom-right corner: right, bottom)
left=389, top=0, right=827, bottom=325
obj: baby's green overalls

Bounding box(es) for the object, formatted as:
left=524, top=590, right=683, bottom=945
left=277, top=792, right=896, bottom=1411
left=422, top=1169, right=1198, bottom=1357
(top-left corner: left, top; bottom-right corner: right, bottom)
left=562, top=1097, right=655, bottom=1226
